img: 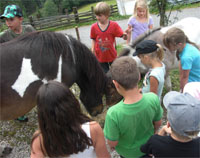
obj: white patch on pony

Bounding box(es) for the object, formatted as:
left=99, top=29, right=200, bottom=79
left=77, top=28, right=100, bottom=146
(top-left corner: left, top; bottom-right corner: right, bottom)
left=12, top=56, right=63, bottom=97
left=12, top=58, right=40, bottom=97
left=64, top=34, right=76, bottom=64
left=161, top=17, right=200, bottom=45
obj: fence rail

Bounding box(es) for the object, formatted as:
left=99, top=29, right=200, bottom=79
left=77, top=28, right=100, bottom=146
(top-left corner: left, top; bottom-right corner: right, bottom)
left=24, top=4, right=118, bottom=30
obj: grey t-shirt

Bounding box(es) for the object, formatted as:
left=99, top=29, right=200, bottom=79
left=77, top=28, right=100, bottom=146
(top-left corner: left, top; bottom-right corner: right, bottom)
left=0, top=25, right=35, bottom=43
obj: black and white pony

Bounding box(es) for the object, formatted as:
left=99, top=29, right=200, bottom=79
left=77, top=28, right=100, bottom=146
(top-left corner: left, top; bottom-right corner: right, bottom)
left=119, top=17, right=200, bottom=91
left=0, top=31, right=121, bottom=120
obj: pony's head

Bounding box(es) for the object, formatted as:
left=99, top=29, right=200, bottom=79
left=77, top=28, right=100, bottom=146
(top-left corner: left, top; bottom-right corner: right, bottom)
left=105, top=71, right=123, bottom=106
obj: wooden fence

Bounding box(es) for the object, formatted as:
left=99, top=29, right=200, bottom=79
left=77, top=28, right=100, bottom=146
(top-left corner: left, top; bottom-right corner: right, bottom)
left=24, top=4, right=118, bottom=30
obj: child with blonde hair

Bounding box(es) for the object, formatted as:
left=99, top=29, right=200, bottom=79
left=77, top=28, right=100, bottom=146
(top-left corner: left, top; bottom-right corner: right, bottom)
left=163, top=27, right=200, bottom=92
left=126, top=0, right=153, bottom=44
left=133, top=40, right=165, bottom=100
left=90, top=2, right=127, bottom=73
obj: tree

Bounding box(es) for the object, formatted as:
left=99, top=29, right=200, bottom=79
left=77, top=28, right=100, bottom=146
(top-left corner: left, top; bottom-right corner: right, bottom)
left=42, top=0, right=58, bottom=17
left=149, top=0, right=187, bottom=26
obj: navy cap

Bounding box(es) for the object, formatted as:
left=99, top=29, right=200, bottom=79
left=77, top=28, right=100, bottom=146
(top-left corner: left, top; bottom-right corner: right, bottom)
left=133, top=40, right=158, bottom=56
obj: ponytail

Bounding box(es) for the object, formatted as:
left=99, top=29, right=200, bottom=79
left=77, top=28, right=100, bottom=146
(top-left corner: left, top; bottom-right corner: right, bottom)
left=156, top=44, right=164, bottom=61
left=186, top=37, right=200, bottom=50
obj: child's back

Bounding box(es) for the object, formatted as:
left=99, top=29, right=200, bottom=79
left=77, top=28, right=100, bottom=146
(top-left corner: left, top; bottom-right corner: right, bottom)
left=104, top=56, right=163, bottom=158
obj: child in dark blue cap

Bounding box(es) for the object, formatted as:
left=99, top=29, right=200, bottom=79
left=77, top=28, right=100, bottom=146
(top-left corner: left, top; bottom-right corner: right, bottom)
left=133, top=40, right=165, bottom=100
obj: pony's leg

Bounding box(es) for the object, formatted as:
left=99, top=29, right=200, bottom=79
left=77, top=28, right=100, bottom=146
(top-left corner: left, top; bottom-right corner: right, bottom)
left=164, top=72, right=172, bottom=92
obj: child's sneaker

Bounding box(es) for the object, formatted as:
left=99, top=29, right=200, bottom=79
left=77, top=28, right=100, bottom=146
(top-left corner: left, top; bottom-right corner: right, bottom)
left=15, top=115, right=28, bottom=122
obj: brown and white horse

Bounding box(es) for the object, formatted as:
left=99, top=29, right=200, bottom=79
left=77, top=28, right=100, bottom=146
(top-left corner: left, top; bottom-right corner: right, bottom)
left=0, top=31, right=121, bottom=120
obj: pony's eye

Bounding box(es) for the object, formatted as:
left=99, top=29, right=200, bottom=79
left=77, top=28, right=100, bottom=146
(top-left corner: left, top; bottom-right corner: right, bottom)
left=163, top=48, right=167, bottom=52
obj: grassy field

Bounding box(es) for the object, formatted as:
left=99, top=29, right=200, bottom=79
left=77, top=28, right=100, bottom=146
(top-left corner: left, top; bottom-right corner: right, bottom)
left=78, top=0, right=117, bottom=13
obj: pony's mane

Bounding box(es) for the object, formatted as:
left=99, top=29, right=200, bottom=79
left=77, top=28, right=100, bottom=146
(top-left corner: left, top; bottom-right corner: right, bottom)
left=118, top=27, right=161, bottom=57
left=4, top=31, right=108, bottom=93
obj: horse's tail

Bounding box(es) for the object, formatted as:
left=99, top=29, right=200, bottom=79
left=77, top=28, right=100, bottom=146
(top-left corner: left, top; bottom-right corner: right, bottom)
left=118, top=27, right=162, bottom=57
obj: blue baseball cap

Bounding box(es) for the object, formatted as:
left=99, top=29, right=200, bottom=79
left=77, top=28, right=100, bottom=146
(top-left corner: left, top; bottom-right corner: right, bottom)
left=0, top=5, right=23, bottom=19
left=163, top=91, right=200, bottom=137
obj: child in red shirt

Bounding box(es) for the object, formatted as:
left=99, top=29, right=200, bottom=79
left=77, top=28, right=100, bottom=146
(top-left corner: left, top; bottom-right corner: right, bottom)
left=90, top=2, right=127, bottom=73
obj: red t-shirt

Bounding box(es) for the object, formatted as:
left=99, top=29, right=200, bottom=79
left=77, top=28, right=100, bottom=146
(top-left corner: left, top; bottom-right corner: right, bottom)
left=90, top=21, right=124, bottom=63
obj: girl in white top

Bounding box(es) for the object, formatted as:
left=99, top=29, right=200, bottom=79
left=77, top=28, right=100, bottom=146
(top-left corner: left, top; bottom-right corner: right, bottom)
left=133, top=40, right=165, bottom=100
left=31, top=81, right=110, bottom=158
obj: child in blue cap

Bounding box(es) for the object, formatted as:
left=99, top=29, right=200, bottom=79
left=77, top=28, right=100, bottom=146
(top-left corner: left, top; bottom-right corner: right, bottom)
left=0, top=4, right=35, bottom=43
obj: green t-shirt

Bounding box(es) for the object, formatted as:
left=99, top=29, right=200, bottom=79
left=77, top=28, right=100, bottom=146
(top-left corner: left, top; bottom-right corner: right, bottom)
left=104, top=92, right=163, bottom=158
left=0, top=25, right=35, bottom=43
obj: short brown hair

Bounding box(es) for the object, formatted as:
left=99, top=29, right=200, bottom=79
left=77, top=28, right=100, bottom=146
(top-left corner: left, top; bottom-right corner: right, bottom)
left=110, top=56, right=140, bottom=90
left=94, top=2, right=110, bottom=16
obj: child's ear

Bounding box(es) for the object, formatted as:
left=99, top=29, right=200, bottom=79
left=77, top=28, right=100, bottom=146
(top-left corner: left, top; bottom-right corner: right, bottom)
left=112, top=80, right=119, bottom=89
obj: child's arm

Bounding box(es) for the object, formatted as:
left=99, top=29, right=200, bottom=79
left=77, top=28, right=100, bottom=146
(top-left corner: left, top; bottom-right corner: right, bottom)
left=158, top=125, right=171, bottom=136
left=122, top=32, right=128, bottom=40
left=153, top=120, right=162, bottom=134
left=107, top=139, right=118, bottom=151
left=31, top=131, right=45, bottom=158
left=149, top=24, right=153, bottom=29
left=179, top=62, right=189, bottom=92
left=150, top=76, right=159, bottom=95
left=91, top=39, right=95, bottom=54
left=148, top=17, right=153, bottom=29
left=125, top=25, right=132, bottom=44
left=91, top=122, right=111, bottom=158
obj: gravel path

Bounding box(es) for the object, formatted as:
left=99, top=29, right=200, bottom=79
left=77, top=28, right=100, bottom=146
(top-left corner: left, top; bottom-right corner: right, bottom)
left=0, top=7, right=199, bottom=158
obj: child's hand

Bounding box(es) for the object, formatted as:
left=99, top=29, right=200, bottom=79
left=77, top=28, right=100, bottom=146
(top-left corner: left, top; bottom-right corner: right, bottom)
left=122, top=33, right=128, bottom=40
left=158, top=125, right=171, bottom=136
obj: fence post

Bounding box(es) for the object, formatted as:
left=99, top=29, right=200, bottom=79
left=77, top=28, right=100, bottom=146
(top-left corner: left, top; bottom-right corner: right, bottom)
left=91, top=6, right=95, bottom=20
left=65, top=9, right=70, bottom=23
left=75, top=26, right=80, bottom=41
left=28, top=16, right=35, bottom=28
left=73, top=7, right=79, bottom=23
left=110, top=5, right=113, bottom=15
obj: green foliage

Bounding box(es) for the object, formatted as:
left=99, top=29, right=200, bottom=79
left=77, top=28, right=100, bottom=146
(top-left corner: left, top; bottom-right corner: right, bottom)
left=42, top=0, right=58, bottom=17
left=78, top=0, right=116, bottom=13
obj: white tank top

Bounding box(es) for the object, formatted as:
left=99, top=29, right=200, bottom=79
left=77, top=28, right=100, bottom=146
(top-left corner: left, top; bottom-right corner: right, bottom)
left=69, top=122, right=97, bottom=158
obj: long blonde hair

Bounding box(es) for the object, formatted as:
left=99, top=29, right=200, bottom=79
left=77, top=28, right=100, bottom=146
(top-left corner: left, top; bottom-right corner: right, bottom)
left=133, top=0, right=150, bottom=20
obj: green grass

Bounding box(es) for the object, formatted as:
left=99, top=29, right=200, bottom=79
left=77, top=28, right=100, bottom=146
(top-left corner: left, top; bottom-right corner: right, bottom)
left=78, top=0, right=117, bottom=13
